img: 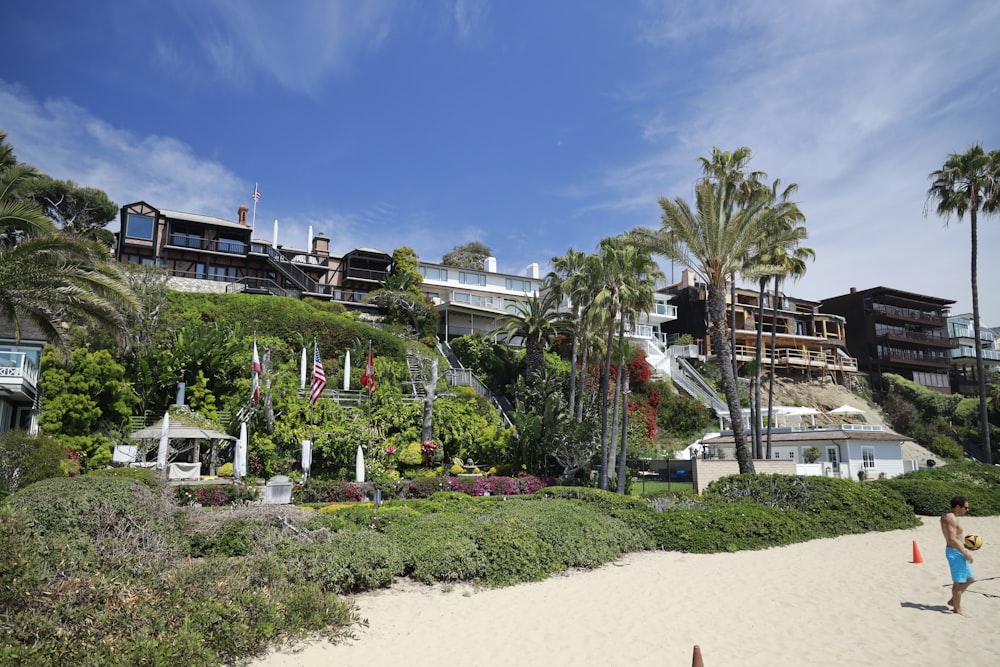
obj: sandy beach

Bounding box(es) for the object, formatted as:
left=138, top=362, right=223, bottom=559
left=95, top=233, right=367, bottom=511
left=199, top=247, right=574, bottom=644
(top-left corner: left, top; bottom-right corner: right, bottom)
left=254, top=515, right=1000, bottom=667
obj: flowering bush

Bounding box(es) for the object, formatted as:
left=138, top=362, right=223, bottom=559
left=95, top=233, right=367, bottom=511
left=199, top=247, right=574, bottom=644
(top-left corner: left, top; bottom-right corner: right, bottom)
left=174, top=484, right=258, bottom=507
left=420, top=441, right=438, bottom=466
left=405, top=474, right=557, bottom=499
left=295, top=479, right=365, bottom=503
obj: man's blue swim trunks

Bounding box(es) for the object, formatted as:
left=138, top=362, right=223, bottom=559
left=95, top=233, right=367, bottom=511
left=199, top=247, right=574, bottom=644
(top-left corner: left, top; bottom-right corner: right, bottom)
left=946, top=547, right=974, bottom=583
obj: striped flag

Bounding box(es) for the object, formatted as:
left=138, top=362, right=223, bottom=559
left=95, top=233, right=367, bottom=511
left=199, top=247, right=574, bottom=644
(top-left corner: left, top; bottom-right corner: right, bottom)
left=309, top=343, right=326, bottom=405
left=360, top=343, right=375, bottom=391
left=251, top=339, right=261, bottom=403
left=253, top=184, right=262, bottom=203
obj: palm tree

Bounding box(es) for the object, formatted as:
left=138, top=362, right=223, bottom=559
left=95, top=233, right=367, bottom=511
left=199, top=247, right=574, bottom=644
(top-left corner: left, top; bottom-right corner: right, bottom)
left=634, top=177, right=793, bottom=473
left=0, top=164, right=137, bottom=357
left=926, top=144, right=1000, bottom=464
left=546, top=248, right=589, bottom=419
left=591, top=237, right=661, bottom=490
left=491, top=292, right=571, bottom=387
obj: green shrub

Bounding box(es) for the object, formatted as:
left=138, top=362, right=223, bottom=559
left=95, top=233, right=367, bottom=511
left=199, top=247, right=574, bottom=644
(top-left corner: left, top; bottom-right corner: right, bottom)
left=295, top=478, right=365, bottom=503
left=703, top=474, right=919, bottom=536
left=186, top=519, right=265, bottom=557
left=878, top=462, right=1000, bottom=515
left=274, top=531, right=405, bottom=593
left=88, top=466, right=160, bottom=488
left=472, top=513, right=559, bottom=586
left=6, top=475, right=182, bottom=576
left=928, top=434, right=964, bottom=460
left=384, top=511, right=483, bottom=583
left=217, top=462, right=234, bottom=477
left=0, top=430, right=68, bottom=498
left=649, top=502, right=821, bottom=552
left=0, top=505, right=48, bottom=609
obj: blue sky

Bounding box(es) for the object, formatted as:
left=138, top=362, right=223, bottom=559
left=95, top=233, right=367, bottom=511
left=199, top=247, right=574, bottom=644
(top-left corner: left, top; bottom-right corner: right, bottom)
left=2, top=1, right=999, bottom=323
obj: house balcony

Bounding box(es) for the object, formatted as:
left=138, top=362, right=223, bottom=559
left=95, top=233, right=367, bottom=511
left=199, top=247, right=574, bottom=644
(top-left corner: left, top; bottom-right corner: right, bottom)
left=644, top=301, right=678, bottom=324
left=0, top=350, right=39, bottom=402
left=871, top=302, right=947, bottom=326
left=732, top=344, right=858, bottom=373
left=876, top=330, right=955, bottom=348
left=877, top=349, right=952, bottom=370
left=951, top=345, right=1000, bottom=364
left=166, top=234, right=248, bottom=255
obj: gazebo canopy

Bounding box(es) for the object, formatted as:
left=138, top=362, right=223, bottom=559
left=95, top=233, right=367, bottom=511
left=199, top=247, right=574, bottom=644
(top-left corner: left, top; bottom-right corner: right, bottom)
left=130, top=406, right=235, bottom=442
left=828, top=404, right=865, bottom=415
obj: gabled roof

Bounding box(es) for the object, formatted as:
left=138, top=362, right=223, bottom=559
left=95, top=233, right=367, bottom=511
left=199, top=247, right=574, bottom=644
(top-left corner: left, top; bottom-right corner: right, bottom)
left=130, top=405, right=235, bottom=441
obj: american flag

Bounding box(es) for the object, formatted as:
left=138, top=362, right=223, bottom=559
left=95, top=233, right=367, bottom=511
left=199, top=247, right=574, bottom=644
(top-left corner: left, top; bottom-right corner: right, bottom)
left=251, top=339, right=261, bottom=403
left=308, top=343, right=326, bottom=405
left=253, top=184, right=261, bottom=204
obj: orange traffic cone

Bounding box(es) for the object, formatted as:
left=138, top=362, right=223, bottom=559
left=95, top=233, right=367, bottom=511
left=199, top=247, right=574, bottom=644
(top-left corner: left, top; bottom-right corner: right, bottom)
left=912, top=540, right=924, bottom=564
left=692, top=644, right=705, bottom=667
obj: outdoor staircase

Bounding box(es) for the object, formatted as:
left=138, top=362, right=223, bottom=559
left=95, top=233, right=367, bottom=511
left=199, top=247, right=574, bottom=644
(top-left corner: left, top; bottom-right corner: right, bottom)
left=405, top=350, right=427, bottom=400
left=439, top=340, right=514, bottom=428
left=671, top=356, right=730, bottom=423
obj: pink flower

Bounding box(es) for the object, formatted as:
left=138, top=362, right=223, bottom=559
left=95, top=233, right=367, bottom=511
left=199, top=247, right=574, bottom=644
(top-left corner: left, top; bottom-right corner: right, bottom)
left=385, top=446, right=397, bottom=455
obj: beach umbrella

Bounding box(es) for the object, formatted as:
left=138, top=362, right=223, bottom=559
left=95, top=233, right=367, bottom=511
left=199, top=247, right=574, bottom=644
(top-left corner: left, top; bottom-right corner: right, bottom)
left=156, top=411, right=170, bottom=471
left=234, top=421, right=248, bottom=480
left=302, top=439, right=312, bottom=479
left=355, top=445, right=365, bottom=483
left=344, top=350, right=351, bottom=390
left=828, top=404, right=864, bottom=414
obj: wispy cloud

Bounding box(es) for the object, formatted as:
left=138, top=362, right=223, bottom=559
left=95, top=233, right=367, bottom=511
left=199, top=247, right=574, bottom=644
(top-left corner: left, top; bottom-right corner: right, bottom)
left=0, top=80, right=245, bottom=220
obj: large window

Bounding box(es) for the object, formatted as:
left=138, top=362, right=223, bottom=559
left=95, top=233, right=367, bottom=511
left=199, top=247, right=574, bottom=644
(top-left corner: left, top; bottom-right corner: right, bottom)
left=125, top=214, right=155, bottom=240
left=459, top=271, right=486, bottom=286
left=170, top=230, right=203, bottom=248
left=419, top=266, right=448, bottom=281
left=505, top=278, right=533, bottom=293
left=217, top=237, right=246, bottom=254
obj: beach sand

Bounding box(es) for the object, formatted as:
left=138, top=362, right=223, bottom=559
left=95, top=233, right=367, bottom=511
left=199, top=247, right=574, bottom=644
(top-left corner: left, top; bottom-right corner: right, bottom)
left=254, top=515, right=1000, bottom=667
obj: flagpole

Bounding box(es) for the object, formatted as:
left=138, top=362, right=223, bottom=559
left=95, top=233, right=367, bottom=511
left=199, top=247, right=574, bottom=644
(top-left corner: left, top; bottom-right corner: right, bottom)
left=251, top=182, right=258, bottom=231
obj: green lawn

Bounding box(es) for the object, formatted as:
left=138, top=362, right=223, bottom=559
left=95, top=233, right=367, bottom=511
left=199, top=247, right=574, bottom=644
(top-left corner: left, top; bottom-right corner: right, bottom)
left=632, top=479, right=695, bottom=497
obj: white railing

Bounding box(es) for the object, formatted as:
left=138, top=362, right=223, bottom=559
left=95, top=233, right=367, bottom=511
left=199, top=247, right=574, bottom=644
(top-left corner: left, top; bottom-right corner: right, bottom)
left=0, top=351, right=38, bottom=386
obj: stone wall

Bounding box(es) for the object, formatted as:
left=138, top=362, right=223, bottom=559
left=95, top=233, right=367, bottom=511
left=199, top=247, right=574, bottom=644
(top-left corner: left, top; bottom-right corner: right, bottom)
left=691, top=459, right=797, bottom=493
left=167, top=277, right=233, bottom=294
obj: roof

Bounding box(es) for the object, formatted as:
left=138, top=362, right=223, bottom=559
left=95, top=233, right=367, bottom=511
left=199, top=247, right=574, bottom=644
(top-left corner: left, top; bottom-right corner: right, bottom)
left=703, top=427, right=905, bottom=445
left=159, top=208, right=249, bottom=232
left=130, top=406, right=235, bottom=442
left=823, top=286, right=955, bottom=307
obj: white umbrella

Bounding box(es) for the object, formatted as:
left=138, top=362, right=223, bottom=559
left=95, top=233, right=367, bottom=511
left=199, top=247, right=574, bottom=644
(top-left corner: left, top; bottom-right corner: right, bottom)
left=355, top=445, right=365, bottom=483
left=344, top=350, right=351, bottom=390
left=234, top=421, right=248, bottom=480
left=156, top=411, right=170, bottom=471
left=301, top=439, right=312, bottom=479
left=300, top=347, right=307, bottom=390
left=828, top=404, right=865, bottom=414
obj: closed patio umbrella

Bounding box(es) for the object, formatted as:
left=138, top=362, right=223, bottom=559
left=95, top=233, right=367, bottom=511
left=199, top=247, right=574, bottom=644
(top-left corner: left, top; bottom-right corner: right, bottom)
left=302, top=439, right=312, bottom=480
left=234, top=421, right=248, bottom=480
left=355, top=445, right=365, bottom=483
left=156, top=412, right=170, bottom=471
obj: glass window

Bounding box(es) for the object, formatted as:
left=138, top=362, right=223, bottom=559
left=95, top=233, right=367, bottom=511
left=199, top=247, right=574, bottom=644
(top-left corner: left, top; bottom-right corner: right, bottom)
left=862, top=446, right=876, bottom=469
left=459, top=271, right=486, bottom=286
left=125, top=214, right=154, bottom=240
left=505, top=278, right=532, bottom=293
left=419, top=267, right=448, bottom=281
left=171, top=230, right=202, bottom=248
left=217, top=237, right=245, bottom=254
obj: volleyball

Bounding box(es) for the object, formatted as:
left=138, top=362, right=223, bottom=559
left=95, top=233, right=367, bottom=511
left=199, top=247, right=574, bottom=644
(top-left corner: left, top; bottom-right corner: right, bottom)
left=964, top=534, right=983, bottom=551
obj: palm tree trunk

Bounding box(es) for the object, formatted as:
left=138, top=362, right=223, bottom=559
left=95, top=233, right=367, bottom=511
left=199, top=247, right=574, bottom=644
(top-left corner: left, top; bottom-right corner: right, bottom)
left=609, top=318, right=627, bottom=478
left=598, top=322, right=616, bottom=490
left=753, top=281, right=766, bottom=459
left=730, top=273, right=739, bottom=384
left=577, top=338, right=590, bottom=422
left=969, top=211, right=992, bottom=464
left=568, top=320, right=580, bottom=420
left=616, top=370, right=630, bottom=494
left=766, top=279, right=780, bottom=459
left=709, top=286, right=754, bottom=473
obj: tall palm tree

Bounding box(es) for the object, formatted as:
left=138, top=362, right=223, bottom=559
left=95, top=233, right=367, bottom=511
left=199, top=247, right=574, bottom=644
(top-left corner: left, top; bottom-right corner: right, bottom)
left=0, top=164, right=137, bottom=357
left=634, top=178, right=791, bottom=473
left=592, top=236, right=661, bottom=490
left=926, top=144, right=1000, bottom=464
left=491, top=292, right=571, bottom=387
left=546, top=248, right=589, bottom=419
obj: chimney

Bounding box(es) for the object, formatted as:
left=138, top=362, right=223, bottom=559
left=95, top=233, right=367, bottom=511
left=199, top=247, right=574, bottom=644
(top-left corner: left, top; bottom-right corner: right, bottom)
left=528, top=262, right=539, bottom=279
left=484, top=256, right=497, bottom=273
left=312, top=233, right=329, bottom=256
left=682, top=268, right=696, bottom=287
left=850, top=287, right=857, bottom=294
left=237, top=205, right=249, bottom=225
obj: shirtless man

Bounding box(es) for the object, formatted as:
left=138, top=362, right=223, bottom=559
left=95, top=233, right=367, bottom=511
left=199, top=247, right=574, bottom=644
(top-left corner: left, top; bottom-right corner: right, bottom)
left=941, top=496, right=974, bottom=615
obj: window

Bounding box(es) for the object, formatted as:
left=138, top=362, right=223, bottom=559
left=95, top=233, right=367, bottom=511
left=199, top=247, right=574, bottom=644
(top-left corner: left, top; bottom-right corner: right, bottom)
left=217, top=237, right=246, bottom=254
left=419, top=267, right=448, bottom=281
left=126, top=254, right=155, bottom=265
left=125, top=214, right=154, bottom=240
left=206, top=265, right=237, bottom=282
left=459, top=271, right=486, bottom=286
left=171, top=230, right=202, bottom=248
left=861, top=446, right=876, bottom=469
left=505, top=278, right=533, bottom=293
